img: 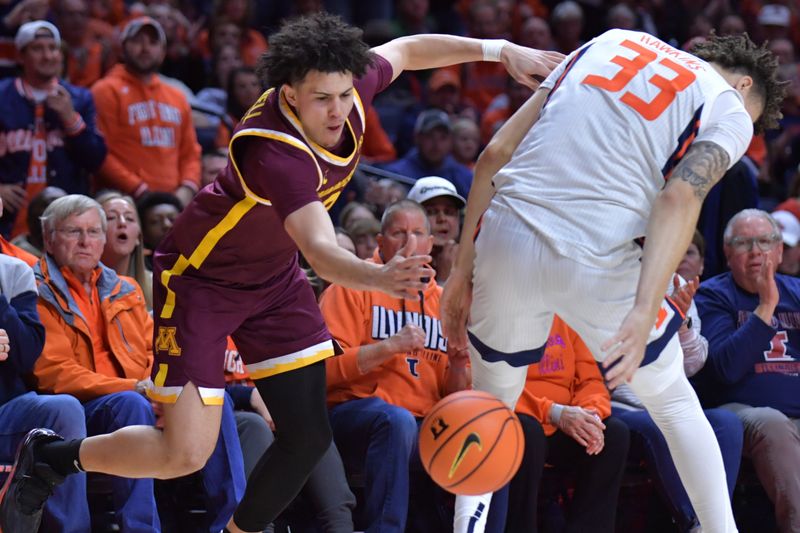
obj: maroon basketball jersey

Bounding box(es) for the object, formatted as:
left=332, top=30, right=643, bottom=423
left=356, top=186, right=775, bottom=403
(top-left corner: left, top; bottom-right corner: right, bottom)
left=155, top=55, right=393, bottom=291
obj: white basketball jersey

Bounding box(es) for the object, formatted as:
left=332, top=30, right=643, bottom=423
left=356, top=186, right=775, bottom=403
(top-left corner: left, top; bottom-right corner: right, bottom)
left=492, top=29, right=753, bottom=268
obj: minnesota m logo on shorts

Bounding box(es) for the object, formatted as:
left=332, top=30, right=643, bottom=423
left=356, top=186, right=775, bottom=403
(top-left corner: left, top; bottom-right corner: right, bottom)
left=156, top=326, right=182, bottom=356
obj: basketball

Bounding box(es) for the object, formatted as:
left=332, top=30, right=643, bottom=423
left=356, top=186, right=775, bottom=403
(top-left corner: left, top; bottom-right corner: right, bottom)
left=419, top=390, right=524, bottom=495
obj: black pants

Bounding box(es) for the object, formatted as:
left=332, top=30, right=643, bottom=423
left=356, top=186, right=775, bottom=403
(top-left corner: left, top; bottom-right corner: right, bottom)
left=233, top=361, right=333, bottom=531
left=506, top=414, right=630, bottom=533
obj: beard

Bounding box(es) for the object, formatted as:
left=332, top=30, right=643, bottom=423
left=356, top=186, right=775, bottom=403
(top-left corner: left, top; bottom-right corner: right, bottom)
left=124, top=53, right=161, bottom=76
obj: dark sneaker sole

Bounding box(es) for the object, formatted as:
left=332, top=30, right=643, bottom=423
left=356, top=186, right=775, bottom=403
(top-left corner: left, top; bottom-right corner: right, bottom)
left=0, top=435, right=26, bottom=533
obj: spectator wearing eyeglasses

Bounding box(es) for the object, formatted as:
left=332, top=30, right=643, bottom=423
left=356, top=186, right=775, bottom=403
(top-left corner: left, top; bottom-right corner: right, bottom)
left=31, top=194, right=246, bottom=532
left=695, top=208, right=800, bottom=533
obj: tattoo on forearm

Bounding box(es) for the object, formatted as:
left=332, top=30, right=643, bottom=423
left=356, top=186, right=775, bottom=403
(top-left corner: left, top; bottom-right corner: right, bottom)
left=671, top=141, right=730, bottom=200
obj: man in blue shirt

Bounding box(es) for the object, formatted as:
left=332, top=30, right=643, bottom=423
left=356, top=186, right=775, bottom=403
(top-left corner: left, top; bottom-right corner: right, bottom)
left=383, top=109, right=473, bottom=197
left=696, top=208, right=800, bottom=533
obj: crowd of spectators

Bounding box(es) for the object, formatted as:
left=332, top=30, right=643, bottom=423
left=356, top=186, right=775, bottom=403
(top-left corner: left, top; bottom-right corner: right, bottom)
left=0, top=0, right=798, bottom=532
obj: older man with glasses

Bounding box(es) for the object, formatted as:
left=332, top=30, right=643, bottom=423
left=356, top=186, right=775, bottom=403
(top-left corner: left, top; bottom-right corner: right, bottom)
left=23, top=194, right=245, bottom=533
left=695, top=208, right=800, bottom=533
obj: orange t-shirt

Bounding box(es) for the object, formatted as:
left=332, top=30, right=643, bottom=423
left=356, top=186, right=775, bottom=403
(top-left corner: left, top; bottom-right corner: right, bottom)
left=61, top=266, right=119, bottom=378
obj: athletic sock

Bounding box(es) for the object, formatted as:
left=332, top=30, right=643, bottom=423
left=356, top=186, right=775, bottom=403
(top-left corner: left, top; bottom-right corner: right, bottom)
left=454, top=493, right=493, bottom=533
left=36, top=439, right=85, bottom=476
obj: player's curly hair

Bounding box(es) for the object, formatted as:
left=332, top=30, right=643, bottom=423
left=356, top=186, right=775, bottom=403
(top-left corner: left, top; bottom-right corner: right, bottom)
left=256, top=12, right=373, bottom=89
left=691, top=32, right=786, bottom=133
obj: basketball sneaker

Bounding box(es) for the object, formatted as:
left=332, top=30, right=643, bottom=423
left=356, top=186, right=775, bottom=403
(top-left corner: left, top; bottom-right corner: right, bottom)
left=0, top=429, right=65, bottom=533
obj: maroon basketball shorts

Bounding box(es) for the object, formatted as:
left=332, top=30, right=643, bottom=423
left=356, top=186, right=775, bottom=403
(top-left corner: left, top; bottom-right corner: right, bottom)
left=148, top=256, right=335, bottom=406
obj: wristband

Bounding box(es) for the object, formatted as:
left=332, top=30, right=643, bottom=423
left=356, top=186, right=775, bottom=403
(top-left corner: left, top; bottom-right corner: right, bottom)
left=481, top=39, right=507, bottom=62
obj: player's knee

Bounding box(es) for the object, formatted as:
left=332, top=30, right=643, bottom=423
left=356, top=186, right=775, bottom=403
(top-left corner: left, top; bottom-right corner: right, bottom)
left=162, top=444, right=214, bottom=477
left=160, top=428, right=217, bottom=477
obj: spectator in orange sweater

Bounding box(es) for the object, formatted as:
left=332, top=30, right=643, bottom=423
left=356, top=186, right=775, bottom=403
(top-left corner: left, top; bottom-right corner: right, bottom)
left=505, top=316, right=630, bottom=533
left=321, top=200, right=470, bottom=533
left=91, top=17, right=201, bottom=206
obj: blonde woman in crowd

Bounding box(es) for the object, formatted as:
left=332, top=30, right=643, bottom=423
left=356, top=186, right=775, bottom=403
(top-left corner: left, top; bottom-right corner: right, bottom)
left=96, top=191, right=153, bottom=310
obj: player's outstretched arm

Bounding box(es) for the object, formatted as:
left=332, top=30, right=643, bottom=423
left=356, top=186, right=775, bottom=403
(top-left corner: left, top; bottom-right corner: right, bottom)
left=372, top=35, right=564, bottom=90
left=285, top=201, right=434, bottom=299
left=602, top=141, right=731, bottom=388
left=441, top=87, right=550, bottom=353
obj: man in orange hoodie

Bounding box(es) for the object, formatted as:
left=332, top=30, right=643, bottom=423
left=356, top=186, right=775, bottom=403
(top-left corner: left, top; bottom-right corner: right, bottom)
left=91, top=17, right=200, bottom=205
left=321, top=200, right=470, bottom=533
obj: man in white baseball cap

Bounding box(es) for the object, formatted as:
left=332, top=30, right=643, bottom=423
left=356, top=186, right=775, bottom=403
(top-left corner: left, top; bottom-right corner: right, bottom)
left=773, top=209, right=800, bottom=275
left=407, top=176, right=465, bottom=284
left=14, top=20, right=60, bottom=51
left=0, top=20, right=105, bottom=238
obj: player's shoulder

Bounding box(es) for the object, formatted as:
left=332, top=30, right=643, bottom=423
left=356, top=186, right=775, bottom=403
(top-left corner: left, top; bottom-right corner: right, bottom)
left=233, top=129, right=316, bottom=168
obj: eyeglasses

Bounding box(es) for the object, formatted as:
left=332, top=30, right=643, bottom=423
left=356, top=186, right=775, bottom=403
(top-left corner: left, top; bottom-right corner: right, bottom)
left=726, top=233, right=780, bottom=253
left=56, top=227, right=105, bottom=241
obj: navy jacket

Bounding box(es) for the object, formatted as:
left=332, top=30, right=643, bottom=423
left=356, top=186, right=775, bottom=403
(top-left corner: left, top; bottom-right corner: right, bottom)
left=0, top=254, right=45, bottom=406
left=0, top=77, right=106, bottom=236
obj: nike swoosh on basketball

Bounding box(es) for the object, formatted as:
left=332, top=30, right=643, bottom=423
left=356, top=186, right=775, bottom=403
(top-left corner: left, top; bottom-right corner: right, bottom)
left=448, top=432, right=482, bottom=479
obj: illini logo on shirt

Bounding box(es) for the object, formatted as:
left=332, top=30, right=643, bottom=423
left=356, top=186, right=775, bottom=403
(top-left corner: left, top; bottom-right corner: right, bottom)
left=370, top=305, right=447, bottom=352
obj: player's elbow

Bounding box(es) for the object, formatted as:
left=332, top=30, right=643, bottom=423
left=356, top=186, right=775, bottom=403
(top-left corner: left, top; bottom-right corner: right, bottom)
left=477, top=141, right=513, bottom=170
left=658, top=180, right=703, bottom=211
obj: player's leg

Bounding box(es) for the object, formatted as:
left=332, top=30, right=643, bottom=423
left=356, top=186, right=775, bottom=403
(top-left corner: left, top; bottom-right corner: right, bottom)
left=455, top=205, right=555, bottom=533
left=300, top=442, right=356, bottom=533
left=75, top=269, right=237, bottom=481
left=229, top=271, right=338, bottom=532
left=629, top=349, right=737, bottom=533
left=231, top=362, right=332, bottom=532
left=76, top=383, right=223, bottom=479
left=553, top=254, right=736, bottom=533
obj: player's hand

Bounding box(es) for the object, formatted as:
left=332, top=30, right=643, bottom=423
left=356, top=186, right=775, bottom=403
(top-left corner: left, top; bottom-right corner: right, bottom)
left=441, top=268, right=472, bottom=354
left=601, top=307, right=652, bottom=389
left=250, top=387, right=276, bottom=431
left=0, top=184, right=27, bottom=213
left=556, top=406, right=605, bottom=452
left=0, top=328, right=9, bottom=362
left=387, top=324, right=426, bottom=354
left=500, top=43, right=565, bottom=90
left=379, top=234, right=435, bottom=298
left=670, top=274, right=699, bottom=317
left=46, top=85, right=76, bottom=125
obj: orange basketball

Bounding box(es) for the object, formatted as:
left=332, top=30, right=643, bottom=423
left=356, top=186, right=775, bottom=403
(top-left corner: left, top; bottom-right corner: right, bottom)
left=419, top=390, right=524, bottom=495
